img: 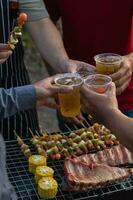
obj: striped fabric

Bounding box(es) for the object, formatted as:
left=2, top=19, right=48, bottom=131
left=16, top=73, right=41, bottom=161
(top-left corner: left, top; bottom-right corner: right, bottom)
left=0, top=0, right=40, bottom=140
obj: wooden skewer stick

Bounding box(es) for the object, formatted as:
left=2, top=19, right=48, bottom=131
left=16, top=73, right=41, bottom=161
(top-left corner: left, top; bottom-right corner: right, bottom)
left=41, top=129, right=48, bottom=136
left=35, top=130, right=40, bottom=137
left=13, top=130, right=18, bottom=138
left=29, top=128, right=35, bottom=138
left=64, top=124, right=73, bottom=132
left=81, top=121, right=86, bottom=128
left=73, top=124, right=79, bottom=130
left=84, top=118, right=91, bottom=127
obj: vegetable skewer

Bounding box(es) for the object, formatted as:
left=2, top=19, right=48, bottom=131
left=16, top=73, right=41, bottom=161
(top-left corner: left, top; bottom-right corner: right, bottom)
left=14, top=130, right=31, bottom=158
left=8, top=12, right=28, bottom=49
left=29, top=128, right=47, bottom=157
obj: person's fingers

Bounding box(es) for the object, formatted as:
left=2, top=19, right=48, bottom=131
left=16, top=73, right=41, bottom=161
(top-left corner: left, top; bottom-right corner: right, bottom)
left=0, top=58, right=7, bottom=64
left=116, top=80, right=130, bottom=96
left=114, top=71, right=131, bottom=87
left=81, top=85, right=102, bottom=101
left=50, top=85, right=73, bottom=94
left=37, top=98, right=59, bottom=109
left=0, top=43, right=11, bottom=51
left=76, top=61, right=95, bottom=71
left=75, top=113, right=85, bottom=123
left=43, top=100, right=59, bottom=109
left=48, top=74, right=62, bottom=84
left=0, top=51, right=12, bottom=59
left=70, top=116, right=84, bottom=126
left=110, top=65, right=128, bottom=81
left=106, top=82, right=116, bottom=96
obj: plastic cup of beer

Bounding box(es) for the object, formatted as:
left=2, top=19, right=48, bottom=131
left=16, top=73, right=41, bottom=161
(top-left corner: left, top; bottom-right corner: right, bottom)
left=84, top=74, right=112, bottom=93
left=55, top=73, right=83, bottom=117
left=77, top=69, right=95, bottom=80
left=94, top=53, right=123, bottom=75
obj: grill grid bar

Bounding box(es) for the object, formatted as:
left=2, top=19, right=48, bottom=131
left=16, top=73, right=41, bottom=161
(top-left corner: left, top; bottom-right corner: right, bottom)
left=5, top=138, right=133, bottom=200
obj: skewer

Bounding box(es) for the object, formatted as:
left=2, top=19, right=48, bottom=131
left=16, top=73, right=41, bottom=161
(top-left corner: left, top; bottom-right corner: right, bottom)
left=8, top=13, right=28, bottom=49
left=29, top=128, right=35, bottom=138
left=29, top=129, right=47, bottom=156
left=41, top=129, right=48, bottom=136
left=14, top=130, right=32, bottom=158
left=64, top=124, right=73, bottom=132
left=35, top=130, right=40, bottom=137
left=81, top=121, right=86, bottom=128
left=13, top=130, right=18, bottom=138
left=84, top=118, right=91, bottom=128
left=73, top=124, right=79, bottom=130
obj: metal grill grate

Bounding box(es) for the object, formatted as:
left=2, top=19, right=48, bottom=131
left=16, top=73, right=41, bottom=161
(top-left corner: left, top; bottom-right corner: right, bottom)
left=5, top=138, right=133, bottom=200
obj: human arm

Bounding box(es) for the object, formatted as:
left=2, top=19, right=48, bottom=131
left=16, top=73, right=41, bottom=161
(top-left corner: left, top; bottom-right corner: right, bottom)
left=110, top=52, right=133, bottom=95
left=0, top=75, right=73, bottom=119
left=19, top=0, right=92, bottom=73
left=81, top=83, right=133, bottom=152
left=0, top=85, right=36, bottom=119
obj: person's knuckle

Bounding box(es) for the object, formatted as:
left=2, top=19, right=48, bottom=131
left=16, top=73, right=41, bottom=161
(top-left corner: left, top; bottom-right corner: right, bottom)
left=116, top=80, right=121, bottom=87
left=128, top=70, right=132, bottom=77
left=118, top=71, right=123, bottom=77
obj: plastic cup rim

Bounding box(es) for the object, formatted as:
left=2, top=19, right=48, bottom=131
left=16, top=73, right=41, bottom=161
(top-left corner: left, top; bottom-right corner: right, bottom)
left=94, top=53, right=123, bottom=65
left=84, top=74, right=112, bottom=88
left=55, top=73, right=83, bottom=87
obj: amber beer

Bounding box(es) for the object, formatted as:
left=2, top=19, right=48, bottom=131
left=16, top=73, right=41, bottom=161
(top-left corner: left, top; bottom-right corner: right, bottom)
left=55, top=73, right=83, bottom=117
left=94, top=53, right=122, bottom=75
left=85, top=74, right=112, bottom=94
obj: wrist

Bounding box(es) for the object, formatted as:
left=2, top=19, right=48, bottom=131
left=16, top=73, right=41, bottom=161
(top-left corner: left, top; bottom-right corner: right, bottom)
left=102, top=107, right=121, bottom=126
left=57, top=57, right=70, bottom=73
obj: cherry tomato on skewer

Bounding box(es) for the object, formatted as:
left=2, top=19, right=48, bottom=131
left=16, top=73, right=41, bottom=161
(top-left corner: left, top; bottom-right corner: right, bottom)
left=17, top=12, right=28, bottom=26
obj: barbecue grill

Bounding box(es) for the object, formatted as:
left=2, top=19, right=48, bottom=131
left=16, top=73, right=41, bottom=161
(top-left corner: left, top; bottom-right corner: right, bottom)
left=6, top=138, right=133, bottom=200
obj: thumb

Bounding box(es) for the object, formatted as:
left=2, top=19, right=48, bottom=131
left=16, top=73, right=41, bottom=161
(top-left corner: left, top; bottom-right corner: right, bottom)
left=106, top=82, right=116, bottom=96
left=44, top=100, right=59, bottom=109
left=82, top=85, right=102, bottom=101
left=37, top=98, right=59, bottom=109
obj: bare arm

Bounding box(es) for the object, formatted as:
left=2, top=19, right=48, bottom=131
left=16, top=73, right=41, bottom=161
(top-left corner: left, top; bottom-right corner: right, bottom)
left=82, top=83, right=133, bottom=152
left=103, top=108, right=133, bottom=152
left=26, top=17, right=69, bottom=73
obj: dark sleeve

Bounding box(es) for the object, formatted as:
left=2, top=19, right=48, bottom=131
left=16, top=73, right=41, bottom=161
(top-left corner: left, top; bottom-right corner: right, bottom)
left=43, top=0, right=61, bottom=22
left=0, top=85, right=36, bottom=119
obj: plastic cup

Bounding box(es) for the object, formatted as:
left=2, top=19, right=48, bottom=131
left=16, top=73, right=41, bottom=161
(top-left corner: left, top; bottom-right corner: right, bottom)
left=55, top=73, right=83, bottom=117
left=77, top=69, right=95, bottom=80
left=84, top=74, right=112, bottom=93
left=94, top=53, right=123, bottom=75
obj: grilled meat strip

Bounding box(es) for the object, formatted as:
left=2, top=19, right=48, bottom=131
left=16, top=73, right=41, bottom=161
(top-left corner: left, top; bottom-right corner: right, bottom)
left=73, top=145, right=133, bottom=167
left=65, top=158, right=130, bottom=191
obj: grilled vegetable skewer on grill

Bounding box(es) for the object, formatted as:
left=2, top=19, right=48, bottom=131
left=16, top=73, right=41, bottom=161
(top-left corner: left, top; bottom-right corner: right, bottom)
left=8, top=13, right=28, bottom=49
left=29, top=128, right=47, bottom=157
left=14, top=130, right=31, bottom=158
left=19, top=123, right=119, bottom=160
